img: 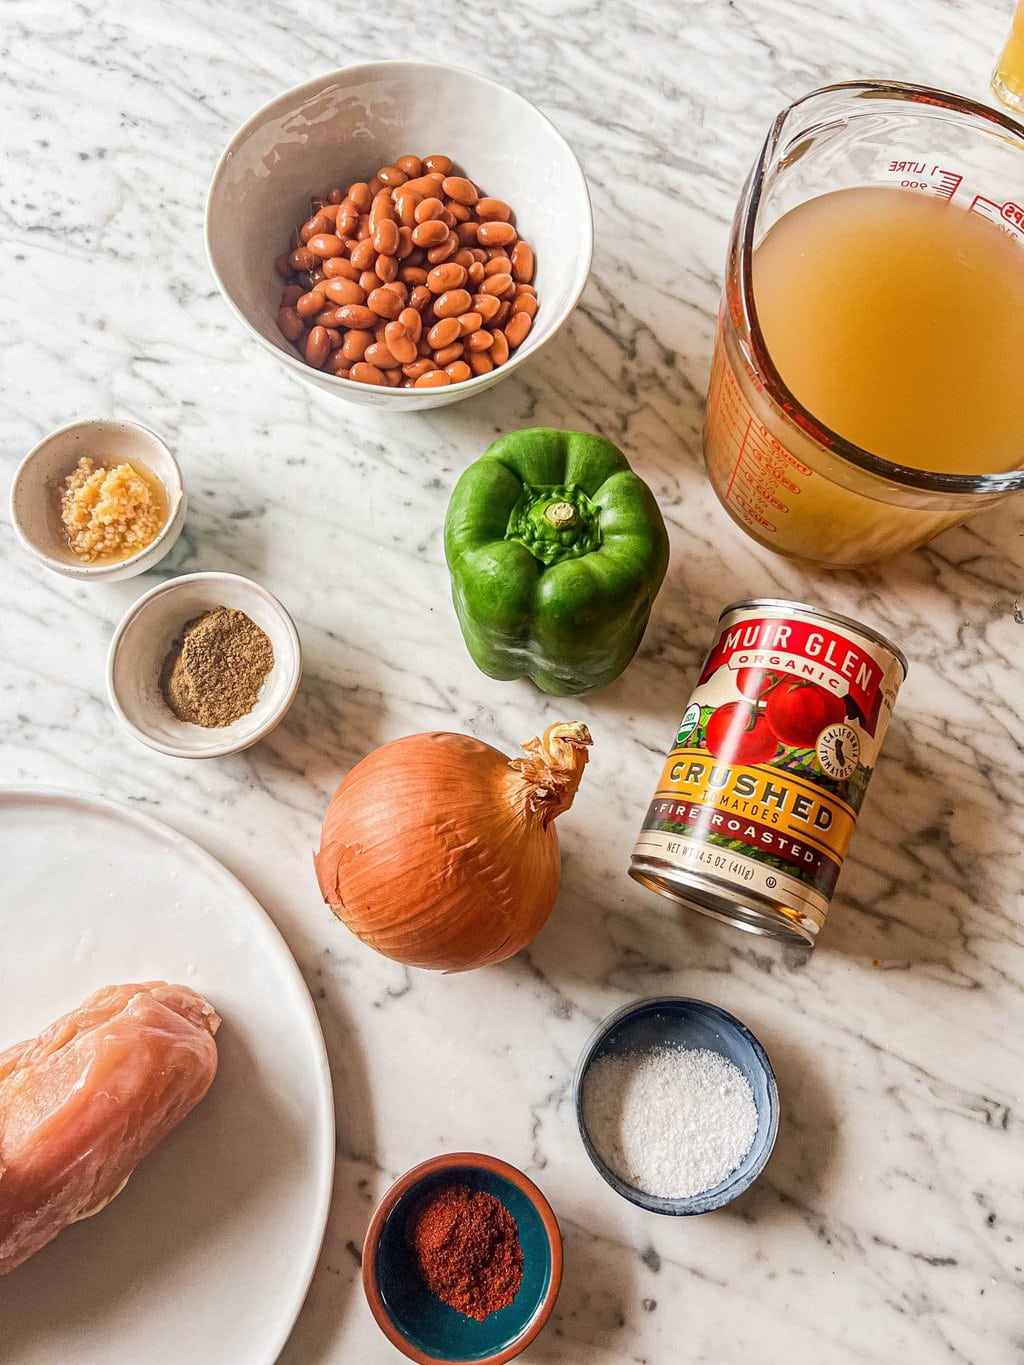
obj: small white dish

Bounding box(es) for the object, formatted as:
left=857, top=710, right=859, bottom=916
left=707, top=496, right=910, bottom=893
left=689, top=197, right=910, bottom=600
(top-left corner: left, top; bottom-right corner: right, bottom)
left=205, top=59, right=593, bottom=410
left=10, top=418, right=186, bottom=581
left=107, top=571, right=302, bottom=759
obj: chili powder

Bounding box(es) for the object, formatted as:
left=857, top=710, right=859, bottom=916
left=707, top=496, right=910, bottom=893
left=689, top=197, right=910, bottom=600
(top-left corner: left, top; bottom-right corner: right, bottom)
left=406, top=1182, right=523, bottom=1321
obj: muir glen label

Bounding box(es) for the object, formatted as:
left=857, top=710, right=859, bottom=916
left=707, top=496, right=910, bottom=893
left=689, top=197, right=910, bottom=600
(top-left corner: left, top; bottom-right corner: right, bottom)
left=629, top=599, right=907, bottom=946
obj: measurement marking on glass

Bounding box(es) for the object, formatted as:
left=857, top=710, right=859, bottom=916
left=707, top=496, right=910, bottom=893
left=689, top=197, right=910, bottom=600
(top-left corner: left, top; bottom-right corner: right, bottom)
left=708, top=356, right=816, bottom=535
left=933, top=169, right=963, bottom=199
left=968, top=194, right=1024, bottom=240
left=725, top=416, right=752, bottom=498
left=885, top=161, right=963, bottom=199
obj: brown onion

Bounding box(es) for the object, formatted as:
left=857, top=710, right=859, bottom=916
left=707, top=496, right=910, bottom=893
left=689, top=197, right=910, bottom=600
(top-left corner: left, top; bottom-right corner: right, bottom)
left=314, top=723, right=592, bottom=971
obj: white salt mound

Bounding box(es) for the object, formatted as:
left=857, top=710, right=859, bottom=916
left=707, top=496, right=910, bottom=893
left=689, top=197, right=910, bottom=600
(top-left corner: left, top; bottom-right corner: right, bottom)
left=582, top=1045, right=759, bottom=1199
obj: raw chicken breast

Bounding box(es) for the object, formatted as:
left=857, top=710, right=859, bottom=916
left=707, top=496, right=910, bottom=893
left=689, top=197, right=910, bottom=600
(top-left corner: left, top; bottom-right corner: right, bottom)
left=0, top=981, right=220, bottom=1275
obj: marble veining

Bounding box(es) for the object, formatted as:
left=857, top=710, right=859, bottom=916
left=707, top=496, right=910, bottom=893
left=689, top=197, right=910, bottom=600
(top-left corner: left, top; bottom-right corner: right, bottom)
left=2, top=0, right=1023, bottom=1361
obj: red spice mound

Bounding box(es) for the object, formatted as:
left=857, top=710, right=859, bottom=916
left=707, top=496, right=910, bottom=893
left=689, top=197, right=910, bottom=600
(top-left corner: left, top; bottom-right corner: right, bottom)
left=407, top=1181, right=524, bottom=1321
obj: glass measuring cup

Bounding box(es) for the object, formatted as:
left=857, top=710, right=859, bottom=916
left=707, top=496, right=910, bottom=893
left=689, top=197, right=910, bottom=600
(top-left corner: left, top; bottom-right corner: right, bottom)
left=704, top=82, right=1024, bottom=567
left=993, top=1, right=1024, bottom=113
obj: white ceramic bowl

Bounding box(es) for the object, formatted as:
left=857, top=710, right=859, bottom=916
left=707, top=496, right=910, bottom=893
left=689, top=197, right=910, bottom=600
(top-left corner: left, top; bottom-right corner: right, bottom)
left=107, top=572, right=302, bottom=759
left=10, top=419, right=186, bottom=582
left=205, top=60, right=593, bottom=410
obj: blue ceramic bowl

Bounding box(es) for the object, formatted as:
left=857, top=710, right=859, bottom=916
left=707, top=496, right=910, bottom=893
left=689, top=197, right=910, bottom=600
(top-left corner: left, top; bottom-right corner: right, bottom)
left=573, top=996, right=779, bottom=1215
left=362, top=1152, right=562, bottom=1364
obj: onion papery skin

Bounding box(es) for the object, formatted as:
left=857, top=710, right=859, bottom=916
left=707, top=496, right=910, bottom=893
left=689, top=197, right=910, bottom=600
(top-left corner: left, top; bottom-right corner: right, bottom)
left=314, top=727, right=590, bottom=972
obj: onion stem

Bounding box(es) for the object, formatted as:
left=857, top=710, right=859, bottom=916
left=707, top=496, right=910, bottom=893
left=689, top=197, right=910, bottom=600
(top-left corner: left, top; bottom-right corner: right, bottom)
left=509, top=722, right=592, bottom=826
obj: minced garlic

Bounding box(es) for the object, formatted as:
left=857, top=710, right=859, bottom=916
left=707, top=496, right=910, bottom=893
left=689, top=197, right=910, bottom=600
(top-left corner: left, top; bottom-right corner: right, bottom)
left=60, top=457, right=164, bottom=563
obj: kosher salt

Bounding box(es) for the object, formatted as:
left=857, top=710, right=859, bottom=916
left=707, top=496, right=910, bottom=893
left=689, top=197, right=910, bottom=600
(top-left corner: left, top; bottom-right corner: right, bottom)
left=582, top=1046, right=758, bottom=1198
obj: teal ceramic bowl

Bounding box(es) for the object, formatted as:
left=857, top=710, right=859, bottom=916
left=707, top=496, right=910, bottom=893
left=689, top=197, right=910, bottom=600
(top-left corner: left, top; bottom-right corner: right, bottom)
left=362, top=1152, right=562, bottom=1364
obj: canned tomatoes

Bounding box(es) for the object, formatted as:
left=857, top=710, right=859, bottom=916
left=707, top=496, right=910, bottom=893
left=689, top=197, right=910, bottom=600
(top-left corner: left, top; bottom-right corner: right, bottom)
left=630, top=599, right=907, bottom=945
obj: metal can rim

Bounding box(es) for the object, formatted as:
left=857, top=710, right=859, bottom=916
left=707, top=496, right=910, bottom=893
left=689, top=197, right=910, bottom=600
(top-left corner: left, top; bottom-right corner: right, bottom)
left=718, top=598, right=909, bottom=679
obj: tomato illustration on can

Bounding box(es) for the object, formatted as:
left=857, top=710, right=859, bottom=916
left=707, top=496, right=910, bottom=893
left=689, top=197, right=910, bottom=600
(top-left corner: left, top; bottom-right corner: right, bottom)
left=705, top=673, right=848, bottom=760
left=630, top=599, right=907, bottom=945
left=704, top=700, right=779, bottom=765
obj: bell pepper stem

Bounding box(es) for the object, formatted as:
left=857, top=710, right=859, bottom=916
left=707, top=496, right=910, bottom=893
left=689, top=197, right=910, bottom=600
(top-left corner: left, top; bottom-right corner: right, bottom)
left=544, top=501, right=578, bottom=529
left=505, top=483, right=601, bottom=565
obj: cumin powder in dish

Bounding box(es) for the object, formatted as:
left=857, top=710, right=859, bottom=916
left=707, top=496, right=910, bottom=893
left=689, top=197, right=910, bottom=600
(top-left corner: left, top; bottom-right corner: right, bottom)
left=161, top=606, right=274, bottom=728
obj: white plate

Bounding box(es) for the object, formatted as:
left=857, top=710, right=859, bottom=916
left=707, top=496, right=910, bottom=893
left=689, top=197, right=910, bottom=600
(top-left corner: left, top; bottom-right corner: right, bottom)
left=0, top=788, right=334, bottom=1364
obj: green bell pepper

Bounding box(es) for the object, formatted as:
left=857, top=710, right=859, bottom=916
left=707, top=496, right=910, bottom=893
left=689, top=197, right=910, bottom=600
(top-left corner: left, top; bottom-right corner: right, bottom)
left=444, top=428, right=670, bottom=695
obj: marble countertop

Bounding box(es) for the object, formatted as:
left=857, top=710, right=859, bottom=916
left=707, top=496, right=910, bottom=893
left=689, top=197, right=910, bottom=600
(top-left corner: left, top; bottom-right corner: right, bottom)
left=3, top=1, right=1023, bottom=1362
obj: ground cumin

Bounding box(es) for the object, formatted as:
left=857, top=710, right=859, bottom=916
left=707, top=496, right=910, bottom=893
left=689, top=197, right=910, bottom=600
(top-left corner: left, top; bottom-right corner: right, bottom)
left=161, top=606, right=274, bottom=728
left=406, top=1182, right=523, bottom=1321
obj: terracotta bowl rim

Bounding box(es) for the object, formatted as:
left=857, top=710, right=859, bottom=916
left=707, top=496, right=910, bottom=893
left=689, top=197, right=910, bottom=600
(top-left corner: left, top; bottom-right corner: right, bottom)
left=361, top=1150, right=563, bottom=1365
